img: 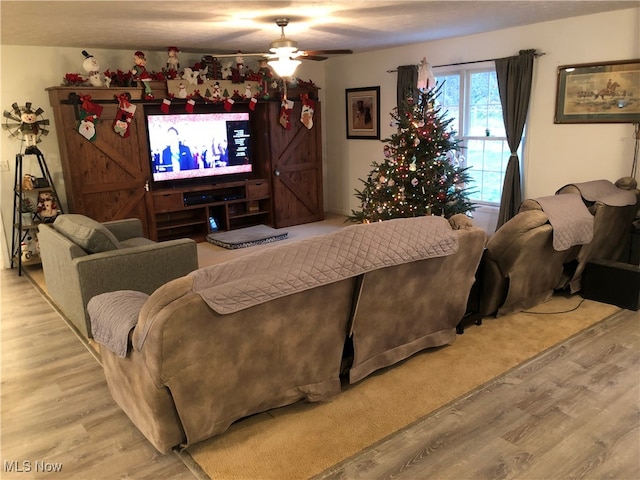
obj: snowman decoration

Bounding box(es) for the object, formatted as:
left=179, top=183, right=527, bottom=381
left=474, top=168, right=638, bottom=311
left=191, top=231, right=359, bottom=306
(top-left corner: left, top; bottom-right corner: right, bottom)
left=177, top=83, right=188, bottom=99
left=81, top=50, right=103, bottom=87
left=19, top=107, right=40, bottom=147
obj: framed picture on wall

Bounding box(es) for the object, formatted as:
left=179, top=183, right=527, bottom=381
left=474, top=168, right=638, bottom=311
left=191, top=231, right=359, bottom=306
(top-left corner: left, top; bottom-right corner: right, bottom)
left=346, top=86, right=380, bottom=139
left=554, top=58, right=640, bottom=123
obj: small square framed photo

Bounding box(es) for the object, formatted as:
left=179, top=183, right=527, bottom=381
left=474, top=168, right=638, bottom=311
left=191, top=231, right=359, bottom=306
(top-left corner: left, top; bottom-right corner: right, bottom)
left=346, top=86, right=380, bottom=139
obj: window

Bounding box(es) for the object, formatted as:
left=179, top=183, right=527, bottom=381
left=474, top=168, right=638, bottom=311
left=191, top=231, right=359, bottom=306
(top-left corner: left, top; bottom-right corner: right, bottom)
left=435, top=67, right=516, bottom=204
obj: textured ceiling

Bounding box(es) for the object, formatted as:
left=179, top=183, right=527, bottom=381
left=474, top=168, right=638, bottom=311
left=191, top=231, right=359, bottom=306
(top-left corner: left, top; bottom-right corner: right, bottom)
left=1, top=1, right=637, bottom=56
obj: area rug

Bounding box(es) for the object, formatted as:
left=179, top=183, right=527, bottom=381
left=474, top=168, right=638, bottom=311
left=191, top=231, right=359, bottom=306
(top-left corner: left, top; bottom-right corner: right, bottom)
left=206, top=224, right=289, bottom=249
left=184, top=295, right=620, bottom=480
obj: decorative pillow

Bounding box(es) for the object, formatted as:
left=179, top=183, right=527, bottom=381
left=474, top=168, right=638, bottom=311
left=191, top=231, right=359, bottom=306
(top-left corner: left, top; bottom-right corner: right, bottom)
left=53, top=214, right=120, bottom=253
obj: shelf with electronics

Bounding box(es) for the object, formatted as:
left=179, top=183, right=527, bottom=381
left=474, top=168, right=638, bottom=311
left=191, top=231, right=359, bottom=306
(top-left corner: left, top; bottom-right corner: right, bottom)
left=152, top=178, right=272, bottom=242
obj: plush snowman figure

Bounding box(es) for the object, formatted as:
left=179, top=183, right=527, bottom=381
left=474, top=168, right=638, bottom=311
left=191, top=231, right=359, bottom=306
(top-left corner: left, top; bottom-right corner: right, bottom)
left=81, top=50, right=103, bottom=87
left=19, top=107, right=39, bottom=147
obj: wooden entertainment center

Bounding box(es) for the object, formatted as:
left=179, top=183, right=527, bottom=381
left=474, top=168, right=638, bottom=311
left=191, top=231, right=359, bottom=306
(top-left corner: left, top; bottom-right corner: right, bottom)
left=152, top=178, right=271, bottom=241
left=46, top=84, right=323, bottom=242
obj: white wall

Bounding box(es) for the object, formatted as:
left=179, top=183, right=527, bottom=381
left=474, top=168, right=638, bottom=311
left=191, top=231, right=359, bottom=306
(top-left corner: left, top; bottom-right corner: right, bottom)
left=324, top=8, right=640, bottom=218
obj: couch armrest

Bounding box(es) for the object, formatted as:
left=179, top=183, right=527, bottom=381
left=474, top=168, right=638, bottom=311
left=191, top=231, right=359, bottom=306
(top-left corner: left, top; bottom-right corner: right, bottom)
left=71, top=239, right=197, bottom=335
left=74, top=238, right=198, bottom=297
left=102, top=218, right=145, bottom=241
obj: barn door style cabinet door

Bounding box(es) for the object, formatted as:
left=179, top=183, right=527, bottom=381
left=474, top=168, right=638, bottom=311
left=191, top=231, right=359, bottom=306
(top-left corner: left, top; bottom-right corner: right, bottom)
left=256, top=100, right=324, bottom=228
left=47, top=86, right=154, bottom=236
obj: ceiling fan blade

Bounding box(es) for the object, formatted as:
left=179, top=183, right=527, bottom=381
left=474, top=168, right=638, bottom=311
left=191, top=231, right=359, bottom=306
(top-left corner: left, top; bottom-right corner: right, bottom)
left=297, top=49, right=353, bottom=61
left=209, top=52, right=270, bottom=59
left=301, top=50, right=353, bottom=55
left=300, top=55, right=329, bottom=61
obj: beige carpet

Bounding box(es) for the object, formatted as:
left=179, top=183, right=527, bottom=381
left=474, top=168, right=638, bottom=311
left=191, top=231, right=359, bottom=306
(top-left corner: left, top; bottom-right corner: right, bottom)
left=185, top=295, right=620, bottom=480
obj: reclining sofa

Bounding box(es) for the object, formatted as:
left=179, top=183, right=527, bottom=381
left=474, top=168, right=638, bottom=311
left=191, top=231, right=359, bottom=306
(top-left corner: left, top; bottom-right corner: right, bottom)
left=481, top=177, right=639, bottom=317
left=87, top=215, right=486, bottom=453
left=555, top=177, right=640, bottom=292
left=38, top=214, right=199, bottom=338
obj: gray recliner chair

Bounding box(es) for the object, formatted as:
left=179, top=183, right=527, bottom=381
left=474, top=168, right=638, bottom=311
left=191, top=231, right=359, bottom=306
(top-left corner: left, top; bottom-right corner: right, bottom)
left=480, top=190, right=600, bottom=317
left=38, top=214, right=199, bottom=338
left=555, top=177, right=640, bottom=292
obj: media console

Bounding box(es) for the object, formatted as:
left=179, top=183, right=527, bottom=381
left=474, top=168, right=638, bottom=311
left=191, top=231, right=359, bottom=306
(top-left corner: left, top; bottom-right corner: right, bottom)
left=47, top=85, right=323, bottom=240
left=150, top=179, right=271, bottom=242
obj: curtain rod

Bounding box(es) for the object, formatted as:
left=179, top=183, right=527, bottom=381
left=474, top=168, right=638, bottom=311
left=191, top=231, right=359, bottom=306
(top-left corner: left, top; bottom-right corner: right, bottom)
left=386, top=51, right=545, bottom=73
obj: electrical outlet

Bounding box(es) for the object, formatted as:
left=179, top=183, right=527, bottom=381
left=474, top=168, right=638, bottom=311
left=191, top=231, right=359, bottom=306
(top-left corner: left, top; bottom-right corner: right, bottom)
left=0, top=160, right=10, bottom=172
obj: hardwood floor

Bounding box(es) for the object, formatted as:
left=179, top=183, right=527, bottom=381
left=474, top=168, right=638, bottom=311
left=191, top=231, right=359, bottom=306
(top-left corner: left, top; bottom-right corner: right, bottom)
left=315, top=308, right=640, bottom=480
left=0, top=268, right=200, bottom=479
left=2, top=264, right=639, bottom=480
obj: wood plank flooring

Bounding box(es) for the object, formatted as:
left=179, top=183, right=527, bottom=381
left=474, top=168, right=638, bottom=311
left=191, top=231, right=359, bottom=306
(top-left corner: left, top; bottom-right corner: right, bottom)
left=0, top=268, right=200, bottom=479
left=315, top=308, right=640, bottom=480
left=2, top=263, right=639, bottom=480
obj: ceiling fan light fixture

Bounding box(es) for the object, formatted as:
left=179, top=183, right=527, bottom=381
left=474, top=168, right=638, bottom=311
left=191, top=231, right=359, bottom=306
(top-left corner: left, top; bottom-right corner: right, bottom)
left=268, top=56, right=301, bottom=78
left=269, top=38, right=298, bottom=53
left=267, top=17, right=302, bottom=78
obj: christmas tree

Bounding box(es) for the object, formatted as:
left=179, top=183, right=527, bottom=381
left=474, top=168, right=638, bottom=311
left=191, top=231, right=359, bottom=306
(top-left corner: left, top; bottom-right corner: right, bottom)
left=350, top=86, right=475, bottom=223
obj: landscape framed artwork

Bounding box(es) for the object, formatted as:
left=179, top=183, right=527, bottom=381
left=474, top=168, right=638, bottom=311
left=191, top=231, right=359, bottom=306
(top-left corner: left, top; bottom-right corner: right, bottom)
left=554, top=58, right=640, bottom=123
left=346, top=86, right=380, bottom=139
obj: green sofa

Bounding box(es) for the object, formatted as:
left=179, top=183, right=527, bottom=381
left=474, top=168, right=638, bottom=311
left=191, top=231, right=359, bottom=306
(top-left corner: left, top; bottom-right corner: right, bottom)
left=38, top=214, right=198, bottom=338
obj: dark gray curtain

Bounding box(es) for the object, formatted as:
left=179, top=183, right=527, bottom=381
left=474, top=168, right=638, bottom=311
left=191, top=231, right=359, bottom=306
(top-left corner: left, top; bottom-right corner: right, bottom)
left=494, top=49, right=536, bottom=230
left=397, top=65, right=418, bottom=116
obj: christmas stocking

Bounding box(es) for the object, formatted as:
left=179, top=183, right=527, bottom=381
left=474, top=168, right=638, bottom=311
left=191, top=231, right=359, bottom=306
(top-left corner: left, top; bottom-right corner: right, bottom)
left=78, top=114, right=98, bottom=141
left=224, top=97, right=235, bottom=112
left=77, top=95, right=103, bottom=141
left=185, top=98, right=196, bottom=113
left=249, top=97, right=258, bottom=111
left=279, top=97, right=294, bottom=129
left=113, top=94, right=136, bottom=138
left=300, top=93, right=315, bottom=129
left=161, top=97, right=172, bottom=113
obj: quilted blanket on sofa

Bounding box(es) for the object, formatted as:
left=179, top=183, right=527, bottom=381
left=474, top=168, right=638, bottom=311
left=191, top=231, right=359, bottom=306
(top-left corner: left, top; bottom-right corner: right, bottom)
left=557, top=179, right=637, bottom=206
left=530, top=194, right=594, bottom=251
left=191, top=215, right=459, bottom=314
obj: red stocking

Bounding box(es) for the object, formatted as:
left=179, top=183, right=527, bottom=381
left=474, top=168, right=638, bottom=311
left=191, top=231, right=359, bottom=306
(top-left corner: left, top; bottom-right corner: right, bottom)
left=77, top=95, right=103, bottom=142
left=300, top=93, right=315, bottom=129
left=113, top=94, right=136, bottom=138
left=279, top=97, right=294, bottom=129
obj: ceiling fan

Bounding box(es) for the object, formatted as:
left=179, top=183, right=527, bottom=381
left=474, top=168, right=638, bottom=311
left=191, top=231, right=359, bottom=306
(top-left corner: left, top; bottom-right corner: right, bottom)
left=210, top=18, right=352, bottom=76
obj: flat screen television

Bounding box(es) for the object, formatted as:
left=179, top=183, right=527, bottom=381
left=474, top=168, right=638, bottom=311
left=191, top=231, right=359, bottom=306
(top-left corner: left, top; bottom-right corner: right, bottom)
left=144, top=105, right=253, bottom=188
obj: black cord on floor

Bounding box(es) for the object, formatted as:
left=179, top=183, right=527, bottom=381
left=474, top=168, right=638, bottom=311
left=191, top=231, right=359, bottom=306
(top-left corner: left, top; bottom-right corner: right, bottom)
left=523, top=297, right=586, bottom=315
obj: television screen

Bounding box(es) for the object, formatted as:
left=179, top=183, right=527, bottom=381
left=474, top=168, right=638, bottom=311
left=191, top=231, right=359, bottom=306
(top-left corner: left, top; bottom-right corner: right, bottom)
left=146, top=110, right=253, bottom=185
